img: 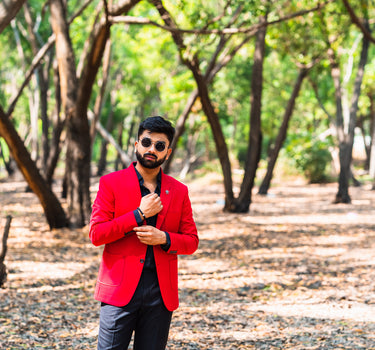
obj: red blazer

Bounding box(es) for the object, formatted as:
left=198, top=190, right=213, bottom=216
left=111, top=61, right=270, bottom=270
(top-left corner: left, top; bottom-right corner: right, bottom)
left=89, top=164, right=199, bottom=311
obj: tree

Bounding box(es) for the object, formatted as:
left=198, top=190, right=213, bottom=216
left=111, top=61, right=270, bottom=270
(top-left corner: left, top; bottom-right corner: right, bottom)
left=0, top=0, right=26, bottom=33
left=149, top=0, right=326, bottom=212
left=0, top=215, right=12, bottom=288
left=0, top=0, right=141, bottom=228
left=0, top=106, right=67, bottom=228
left=50, top=0, right=141, bottom=227
left=259, top=66, right=310, bottom=194
left=320, top=8, right=371, bottom=202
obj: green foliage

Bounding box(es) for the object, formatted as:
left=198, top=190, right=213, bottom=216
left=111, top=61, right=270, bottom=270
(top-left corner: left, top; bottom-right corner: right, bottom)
left=1, top=0, right=375, bottom=181
left=285, top=134, right=333, bottom=183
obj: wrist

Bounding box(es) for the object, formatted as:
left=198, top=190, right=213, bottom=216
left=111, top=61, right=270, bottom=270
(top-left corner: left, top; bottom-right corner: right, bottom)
left=137, top=207, right=146, bottom=220
left=162, top=231, right=167, bottom=245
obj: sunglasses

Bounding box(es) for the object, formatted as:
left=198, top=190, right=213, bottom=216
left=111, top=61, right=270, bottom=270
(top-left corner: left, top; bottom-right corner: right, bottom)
left=140, top=137, right=167, bottom=152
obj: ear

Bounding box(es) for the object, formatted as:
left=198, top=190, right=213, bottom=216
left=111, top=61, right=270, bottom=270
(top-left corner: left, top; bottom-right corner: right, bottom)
left=166, top=147, right=172, bottom=160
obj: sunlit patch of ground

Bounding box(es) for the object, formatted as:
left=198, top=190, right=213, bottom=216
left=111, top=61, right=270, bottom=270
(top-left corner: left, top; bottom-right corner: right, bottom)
left=1, top=176, right=375, bottom=349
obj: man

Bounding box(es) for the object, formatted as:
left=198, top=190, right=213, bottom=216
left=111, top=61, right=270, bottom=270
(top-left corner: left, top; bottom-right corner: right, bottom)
left=89, top=116, right=199, bottom=350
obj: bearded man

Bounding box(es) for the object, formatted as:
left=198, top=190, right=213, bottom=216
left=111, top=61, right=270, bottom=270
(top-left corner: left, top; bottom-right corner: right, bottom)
left=89, top=116, right=199, bottom=350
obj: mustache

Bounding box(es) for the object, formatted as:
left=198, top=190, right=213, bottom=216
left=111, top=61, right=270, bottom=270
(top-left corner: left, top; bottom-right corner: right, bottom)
left=144, top=153, right=157, bottom=159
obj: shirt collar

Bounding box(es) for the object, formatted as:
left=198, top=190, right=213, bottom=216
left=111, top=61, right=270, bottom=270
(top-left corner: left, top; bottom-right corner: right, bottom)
left=134, top=162, right=162, bottom=189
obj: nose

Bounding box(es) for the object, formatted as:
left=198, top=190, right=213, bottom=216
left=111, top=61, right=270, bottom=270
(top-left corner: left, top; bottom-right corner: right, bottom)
left=148, top=144, right=157, bottom=152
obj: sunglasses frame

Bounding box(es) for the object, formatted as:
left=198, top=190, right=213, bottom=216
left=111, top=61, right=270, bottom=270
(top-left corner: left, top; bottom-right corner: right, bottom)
left=139, top=137, right=167, bottom=152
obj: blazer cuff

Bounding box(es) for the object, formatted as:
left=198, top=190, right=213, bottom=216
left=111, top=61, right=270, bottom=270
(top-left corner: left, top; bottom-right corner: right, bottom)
left=133, top=209, right=144, bottom=226
left=161, top=231, right=171, bottom=251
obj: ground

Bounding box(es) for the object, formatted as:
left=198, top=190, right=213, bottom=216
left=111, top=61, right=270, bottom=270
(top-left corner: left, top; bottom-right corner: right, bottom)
left=1, top=173, right=375, bottom=349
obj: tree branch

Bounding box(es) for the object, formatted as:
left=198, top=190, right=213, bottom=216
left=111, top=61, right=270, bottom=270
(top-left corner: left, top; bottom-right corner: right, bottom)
left=342, top=0, right=375, bottom=44
left=0, top=0, right=26, bottom=34
left=110, top=1, right=332, bottom=36
left=88, top=110, right=132, bottom=166
left=6, top=0, right=95, bottom=116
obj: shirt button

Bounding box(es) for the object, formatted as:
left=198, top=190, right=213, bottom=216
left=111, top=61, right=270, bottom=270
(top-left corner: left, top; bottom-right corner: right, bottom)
left=140, top=259, right=145, bottom=264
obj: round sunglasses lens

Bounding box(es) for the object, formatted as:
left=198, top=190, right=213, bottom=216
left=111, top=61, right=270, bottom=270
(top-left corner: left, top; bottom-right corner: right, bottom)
left=141, top=138, right=152, bottom=148
left=155, top=142, right=166, bottom=152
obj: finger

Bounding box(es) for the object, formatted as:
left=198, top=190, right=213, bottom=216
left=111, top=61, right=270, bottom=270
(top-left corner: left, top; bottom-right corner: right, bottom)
left=144, top=192, right=156, bottom=197
left=136, top=232, right=151, bottom=239
left=133, top=226, right=148, bottom=232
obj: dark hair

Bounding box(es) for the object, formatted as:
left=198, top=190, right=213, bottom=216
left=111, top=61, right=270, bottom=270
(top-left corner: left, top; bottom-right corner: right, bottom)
left=138, top=116, right=175, bottom=145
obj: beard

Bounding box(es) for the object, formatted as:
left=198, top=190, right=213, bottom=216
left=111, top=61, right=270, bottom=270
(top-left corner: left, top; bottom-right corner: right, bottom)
left=136, top=150, right=168, bottom=169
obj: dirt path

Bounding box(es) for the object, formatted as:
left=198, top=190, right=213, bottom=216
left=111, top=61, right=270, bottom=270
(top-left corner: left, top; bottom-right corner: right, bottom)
left=1, top=175, right=375, bottom=349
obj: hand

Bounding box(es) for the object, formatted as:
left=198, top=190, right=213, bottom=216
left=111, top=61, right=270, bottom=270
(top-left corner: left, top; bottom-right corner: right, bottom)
left=133, top=225, right=167, bottom=246
left=139, top=193, right=163, bottom=218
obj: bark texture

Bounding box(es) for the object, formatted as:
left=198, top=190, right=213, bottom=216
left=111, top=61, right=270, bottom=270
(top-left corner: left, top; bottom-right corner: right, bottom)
left=0, top=0, right=26, bottom=34
left=0, top=106, right=67, bottom=228
left=259, top=68, right=309, bottom=195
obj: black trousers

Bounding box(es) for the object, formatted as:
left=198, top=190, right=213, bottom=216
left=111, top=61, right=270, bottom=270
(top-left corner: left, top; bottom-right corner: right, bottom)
left=97, top=268, right=173, bottom=350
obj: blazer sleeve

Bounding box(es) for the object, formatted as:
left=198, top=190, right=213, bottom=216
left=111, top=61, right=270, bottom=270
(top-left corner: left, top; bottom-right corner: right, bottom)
left=89, top=176, right=138, bottom=246
left=166, top=188, right=199, bottom=255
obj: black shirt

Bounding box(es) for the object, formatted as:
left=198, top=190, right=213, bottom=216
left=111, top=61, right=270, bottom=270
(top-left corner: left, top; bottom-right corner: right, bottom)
left=133, top=166, right=171, bottom=272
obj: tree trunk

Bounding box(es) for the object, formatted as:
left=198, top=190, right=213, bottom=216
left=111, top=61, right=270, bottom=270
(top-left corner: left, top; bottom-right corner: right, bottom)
left=162, top=31, right=253, bottom=175
left=11, top=18, right=40, bottom=162
left=0, top=106, right=67, bottom=228
left=0, top=143, right=15, bottom=176
left=51, top=0, right=140, bottom=227
left=190, top=59, right=235, bottom=207
left=234, top=13, right=268, bottom=212
left=89, top=111, right=132, bottom=168
left=0, top=0, right=26, bottom=34
left=163, top=90, right=198, bottom=174
left=50, top=0, right=113, bottom=227
left=97, top=107, right=115, bottom=176
left=369, top=93, right=375, bottom=187
left=114, top=118, right=125, bottom=171
left=150, top=0, right=234, bottom=204
left=24, top=3, right=52, bottom=171
left=50, top=0, right=86, bottom=227
left=330, top=23, right=370, bottom=203
left=45, top=62, right=63, bottom=187
left=327, top=44, right=350, bottom=202
left=259, top=67, right=309, bottom=195
left=90, top=39, right=112, bottom=149
left=0, top=215, right=12, bottom=288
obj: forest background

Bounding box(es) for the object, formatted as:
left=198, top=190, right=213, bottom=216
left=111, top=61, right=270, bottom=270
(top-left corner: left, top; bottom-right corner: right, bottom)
left=1, top=1, right=375, bottom=348
left=0, top=0, right=374, bottom=229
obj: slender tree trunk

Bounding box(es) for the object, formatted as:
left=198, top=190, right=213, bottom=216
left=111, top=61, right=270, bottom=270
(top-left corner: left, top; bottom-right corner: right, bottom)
left=24, top=4, right=52, bottom=170
left=162, top=30, right=253, bottom=175
left=234, top=13, right=268, bottom=212
left=369, top=93, right=375, bottom=188
left=179, top=114, right=199, bottom=179
left=0, top=215, right=12, bottom=288
left=11, top=18, right=40, bottom=162
left=327, top=44, right=349, bottom=202
left=90, top=39, right=112, bottom=149
left=45, top=61, right=63, bottom=187
left=163, top=90, right=198, bottom=174
left=114, top=118, right=125, bottom=171
left=190, top=59, right=235, bottom=207
left=0, top=143, right=15, bottom=176
left=330, top=24, right=370, bottom=203
left=356, top=116, right=370, bottom=169
left=259, top=67, right=309, bottom=194
left=0, top=106, right=67, bottom=228
left=97, top=107, right=115, bottom=176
